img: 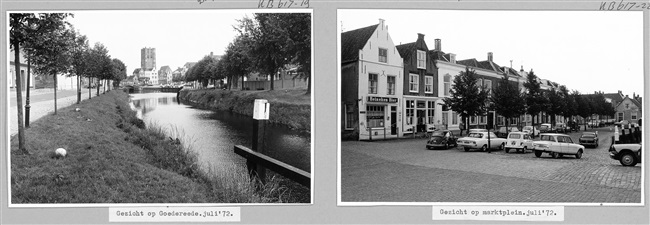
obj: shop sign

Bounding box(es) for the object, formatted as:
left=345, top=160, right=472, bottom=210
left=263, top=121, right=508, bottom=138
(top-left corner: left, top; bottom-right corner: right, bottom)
left=367, top=96, right=398, bottom=103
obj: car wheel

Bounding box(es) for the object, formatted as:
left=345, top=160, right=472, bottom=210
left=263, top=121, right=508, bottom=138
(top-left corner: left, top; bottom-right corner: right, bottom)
left=500, top=143, right=505, bottom=150
left=575, top=150, right=583, bottom=159
left=551, top=152, right=559, bottom=158
left=426, top=146, right=432, bottom=150
left=595, top=142, right=598, bottom=148
left=620, top=153, right=637, bottom=166
left=445, top=143, right=449, bottom=149
left=523, top=146, right=528, bottom=153
left=505, top=148, right=510, bottom=153
left=534, top=150, right=542, bottom=158
left=464, top=147, right=470, bottom=152
left=481, top=145, right=487, bottom=152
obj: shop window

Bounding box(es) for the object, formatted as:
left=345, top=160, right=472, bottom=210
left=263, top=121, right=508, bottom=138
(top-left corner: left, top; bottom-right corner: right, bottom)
left=366, top=105, right=385, bottom=128
left=406, top=100, right=415, bottom=125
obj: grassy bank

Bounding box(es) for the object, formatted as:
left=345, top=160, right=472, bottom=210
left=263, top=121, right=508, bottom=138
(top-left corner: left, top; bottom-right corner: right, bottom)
left=179, top=88, right=311, bottom=131
left=10, top=90, right=308, bottom=203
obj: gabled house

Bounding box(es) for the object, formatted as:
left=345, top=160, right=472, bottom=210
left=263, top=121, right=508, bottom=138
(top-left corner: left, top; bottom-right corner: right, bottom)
left=396, top=33, right=439, bottom=134
left=615, top=94, right=642, bottom=124
left=341, top=19, right=404, bottom=140
left=158, top=66, right=172, bottom=85
left=430, top=39, right=466, bottom=133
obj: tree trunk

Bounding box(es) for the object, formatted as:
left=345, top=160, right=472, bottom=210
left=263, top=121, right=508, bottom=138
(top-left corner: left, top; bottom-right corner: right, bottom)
left=96, top=78, right=100, bottom=96
left=270, top=72, right=275, bottom=91
left=305, top=75, right=311, bottom=95
left=54, top=74, right=58, bottom=115
left=13, top=42, right=27, bottom=154
left=77, top=75, right=81, bottom=104
left=88, top=77, right=92, bottom=99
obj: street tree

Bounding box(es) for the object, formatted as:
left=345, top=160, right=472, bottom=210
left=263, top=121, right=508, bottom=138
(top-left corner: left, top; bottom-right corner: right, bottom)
left=111, top=58, right=127, bottom=88
left=523, top=70, right=547, bottom=126
left=490, top=74, right=526, bottom=134
left=70, top=30, right=90, bottom=104
left=221, top=35, right=252, bottom=90
left=572, top=90, right=591, bottom=131
left=546, top=88, right=565, bottom=125
left=559, top=85, right=575, bottom=122
left=443, top=67, right=490, bottom=131
left=10, top=13, right=72, bottom=153
left=85, top=42, right=113, bottom=96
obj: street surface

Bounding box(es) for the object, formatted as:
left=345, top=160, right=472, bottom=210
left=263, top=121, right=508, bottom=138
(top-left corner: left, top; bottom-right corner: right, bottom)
left=341, top=128, right=642, bottom=203
left=8, top=88, right=95, bottom=136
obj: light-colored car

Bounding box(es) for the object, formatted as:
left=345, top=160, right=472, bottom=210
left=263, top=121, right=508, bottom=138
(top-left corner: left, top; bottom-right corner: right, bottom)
left=522, top=126, right=539, bottom=137
left=457, top=132, right=506, bottom=152
left=505, top=132, right=534, bottom=153
left=609, top=143, right=642, bottom=166
left=532, top=134, right=585, bottom=159
left=539, top=123, right=552, bottom=133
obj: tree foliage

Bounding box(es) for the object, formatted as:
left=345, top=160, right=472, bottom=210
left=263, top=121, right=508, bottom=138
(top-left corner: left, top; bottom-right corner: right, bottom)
left=490, top=74, right=526, bottom=128
left=523, top=71, right=548, bottom=125
left=443, top=67, right=490, bottom=128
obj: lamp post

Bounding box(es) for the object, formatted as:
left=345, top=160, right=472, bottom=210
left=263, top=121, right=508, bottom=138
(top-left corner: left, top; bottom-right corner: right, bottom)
left=25, top=58, right=31, bottom=127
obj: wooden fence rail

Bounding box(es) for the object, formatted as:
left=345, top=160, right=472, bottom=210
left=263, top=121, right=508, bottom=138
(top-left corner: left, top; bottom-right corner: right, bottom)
left=234, top=145, right=311, bottom=187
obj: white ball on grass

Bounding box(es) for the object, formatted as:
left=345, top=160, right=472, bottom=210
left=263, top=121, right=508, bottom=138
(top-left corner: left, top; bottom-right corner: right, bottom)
left=48, top=148, right=67, bottom=159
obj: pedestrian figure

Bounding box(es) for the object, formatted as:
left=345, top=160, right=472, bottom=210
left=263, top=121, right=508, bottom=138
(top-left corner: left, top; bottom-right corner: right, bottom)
left=459, top=121, right=465, bottom=136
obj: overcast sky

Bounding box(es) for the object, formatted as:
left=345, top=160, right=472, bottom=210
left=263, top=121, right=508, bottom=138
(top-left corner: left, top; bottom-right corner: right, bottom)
left=339, top=10, right=643, bottom=97
left=68, top=10, right=249, bottom=73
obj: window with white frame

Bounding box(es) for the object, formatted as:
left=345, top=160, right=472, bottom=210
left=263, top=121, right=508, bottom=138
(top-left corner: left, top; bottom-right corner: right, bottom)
left=618, top=112, right=624, bottom=121
left=406, top=100, right=415, bottom=125
left=476, top=78, right=483, bottom=90
left=470, top=116, right=477, bottom=125
left=497, top=116, right=504, bottom=126
left=345, top=104, right=355, bottom=130
left=427, top=101, right=435, bottom=124
left=424, top=76, right=434, bottom=94
left=444, top=74, right=451, bottom=96
left=442, top=111, right=449, bottom=126
left=632, top=112, right=638, bottom=120
left=387, top=76, right=395, bottom=95
left=409, top=74, right=419, bottom=93
left=452, top=111, right=458, bottom=125
left=416, top=50, right=426, bottom=69
left=379, top=48, right=388, bottom=63
left=368, top=73, right=378, bottom=94
left=480, top=115, right=487, bottom=124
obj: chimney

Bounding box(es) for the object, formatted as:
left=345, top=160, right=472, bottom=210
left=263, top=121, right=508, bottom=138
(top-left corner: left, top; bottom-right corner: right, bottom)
left=520, top=65, right=524, bottom=73
left=417, top=33, right=425, bottom=40
left=618, top=90, right=622, bottom=95
left=434, top=39, right=441, bottom=51
left=379, top=18, right=385, bottom=30
left=449, top=53, right=456, bottom=63
left=487, top=52, right=493, bottom=62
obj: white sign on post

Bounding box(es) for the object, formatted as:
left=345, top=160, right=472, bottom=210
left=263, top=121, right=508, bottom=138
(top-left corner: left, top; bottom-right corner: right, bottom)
left=253, top=99, right=270, bottom=120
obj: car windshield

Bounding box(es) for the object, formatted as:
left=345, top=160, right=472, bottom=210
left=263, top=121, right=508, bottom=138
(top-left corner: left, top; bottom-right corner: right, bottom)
left=508, top=133, right=521, bottom=139
left=468, top=133, right=483, bottom=138
left=540, top=125, right=549, bottom=129
left=523, top=127, right=532, bottom=131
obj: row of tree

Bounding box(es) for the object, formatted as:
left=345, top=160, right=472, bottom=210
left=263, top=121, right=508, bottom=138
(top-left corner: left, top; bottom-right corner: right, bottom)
left=10, top=13, right=127, bottom=154
left=183, top=13, right=311, bottom=94
left=444, top=67, right=616, bottom=132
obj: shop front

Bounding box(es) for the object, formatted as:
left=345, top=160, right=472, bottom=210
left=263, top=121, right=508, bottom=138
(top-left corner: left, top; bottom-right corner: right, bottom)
left=402, top=97, right=440, bottom=136
left=359, top=96, right=401, bottom=140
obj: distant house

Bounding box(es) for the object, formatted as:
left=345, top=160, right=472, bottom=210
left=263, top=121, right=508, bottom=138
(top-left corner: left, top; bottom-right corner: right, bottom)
left=158, top=66, right=172, bottom=85
left=615, top=94, right=642, bottom=124
left=9, top=49, right=35, bottom=90
left=341, top=19, right=404, bottom=140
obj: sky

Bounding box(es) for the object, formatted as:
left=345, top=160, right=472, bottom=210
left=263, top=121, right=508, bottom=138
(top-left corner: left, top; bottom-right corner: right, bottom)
left=68, top=10, right=250, bottom=73
left=339, top=10, right=644, bottom=97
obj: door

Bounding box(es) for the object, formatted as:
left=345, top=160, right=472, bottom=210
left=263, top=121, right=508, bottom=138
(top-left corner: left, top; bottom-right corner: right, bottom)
left=416, top=109, right=426, bottom=132
left=390, top=106, right=397, bottom=134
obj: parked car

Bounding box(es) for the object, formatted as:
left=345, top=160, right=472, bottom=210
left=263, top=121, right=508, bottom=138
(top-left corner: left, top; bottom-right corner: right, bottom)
left=457, top=132, right=506, bottom=152
left=567, top=120, right=580, bottom=132
left=578, top=132, right=599, bottom=148
left=614, top=120, right=630, bottom=128
left=539, top=123, right=552, bottom=133
left=522, top=126, right=539, bottom=137
left=609, top=143, right=642, bottom=166
left=496, top=126, right=519, bottom=138
left=505, top=132, right=534, bottom=153
left=554, top=122, right=570, bottom=133
left=426, top=130, right=458, bottom=150
left=532, top=134, right=585, bottom=159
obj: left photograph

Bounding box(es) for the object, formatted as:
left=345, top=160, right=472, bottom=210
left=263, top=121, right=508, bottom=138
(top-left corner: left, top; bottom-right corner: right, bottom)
left=8, top=10, right=312, bottom=205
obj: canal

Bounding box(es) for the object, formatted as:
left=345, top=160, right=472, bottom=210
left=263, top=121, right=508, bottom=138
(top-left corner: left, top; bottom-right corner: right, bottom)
left=129, top=92, right=311, bottom=174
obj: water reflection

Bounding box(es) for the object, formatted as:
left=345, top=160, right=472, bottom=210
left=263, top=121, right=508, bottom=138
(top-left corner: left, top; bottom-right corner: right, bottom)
left=129, top=93, right=311, bottom=173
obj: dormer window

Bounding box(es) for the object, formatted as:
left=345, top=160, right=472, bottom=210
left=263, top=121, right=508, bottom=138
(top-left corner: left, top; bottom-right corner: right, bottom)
left=417, top=50, right=426, bottom=69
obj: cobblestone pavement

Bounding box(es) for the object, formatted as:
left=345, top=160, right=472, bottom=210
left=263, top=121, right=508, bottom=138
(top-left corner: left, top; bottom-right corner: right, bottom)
left=341, top=128, right=642, bottom=203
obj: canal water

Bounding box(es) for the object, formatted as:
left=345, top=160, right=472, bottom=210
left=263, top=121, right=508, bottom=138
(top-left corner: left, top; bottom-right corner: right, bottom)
left=129, top=92, right=311, bottom=173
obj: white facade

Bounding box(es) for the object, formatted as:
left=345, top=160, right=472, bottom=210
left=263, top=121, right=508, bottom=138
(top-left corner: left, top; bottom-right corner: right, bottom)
left=356, top=20, right=404, bottom=140
left=435, top=60, right=466, bottom=132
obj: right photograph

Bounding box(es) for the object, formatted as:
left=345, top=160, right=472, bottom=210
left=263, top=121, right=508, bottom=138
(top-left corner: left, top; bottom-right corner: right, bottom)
left=338, top=9, right=643, bottom=204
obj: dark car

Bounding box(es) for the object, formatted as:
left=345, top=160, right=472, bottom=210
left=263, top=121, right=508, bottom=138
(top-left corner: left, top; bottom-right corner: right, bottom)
left=567, top=121, right=580, bottom=132
left=578, top=132, right=599, bottom=148
left=426, top=130, right=458, bottom=149
left=554, top=123, right=570, bottom=133
left=496, top=126, right=519, bottom=138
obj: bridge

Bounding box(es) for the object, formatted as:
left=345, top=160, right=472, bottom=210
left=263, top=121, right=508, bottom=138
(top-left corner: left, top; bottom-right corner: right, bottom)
left=125, top=85, right=183, bottom=94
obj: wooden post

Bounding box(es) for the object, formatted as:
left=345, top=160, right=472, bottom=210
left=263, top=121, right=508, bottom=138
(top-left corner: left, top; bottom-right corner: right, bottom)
left=250, top=119, right=266, bottom=184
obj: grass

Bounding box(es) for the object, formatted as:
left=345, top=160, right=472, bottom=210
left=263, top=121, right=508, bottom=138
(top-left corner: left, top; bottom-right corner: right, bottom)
left=10, top=90, right=309, bottom=204
left=179, top=88, right=311, bottom=131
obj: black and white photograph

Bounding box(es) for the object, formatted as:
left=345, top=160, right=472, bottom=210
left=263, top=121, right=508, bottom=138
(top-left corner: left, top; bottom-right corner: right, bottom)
left=339, top=9, right=643, bottom=204
left=8, top=10, right=312, bottom=205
